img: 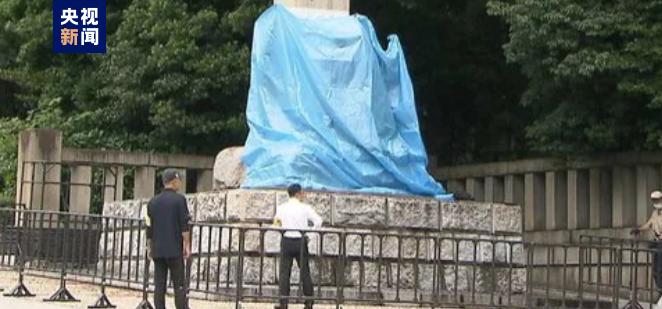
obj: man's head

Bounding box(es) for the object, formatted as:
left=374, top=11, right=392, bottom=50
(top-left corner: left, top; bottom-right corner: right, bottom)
left=652, top=191, right=662, bottom=209
left=162, top=169, right=182, bottom=191
left=287, top=183, right=304, bottom=200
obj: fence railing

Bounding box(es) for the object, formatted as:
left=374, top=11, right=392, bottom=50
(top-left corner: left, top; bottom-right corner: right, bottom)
left=1, top=207, right=661, bottom=308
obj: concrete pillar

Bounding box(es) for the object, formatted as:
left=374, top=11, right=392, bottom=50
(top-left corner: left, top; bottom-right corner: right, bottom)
left=16, top=129, right=62, bottom=211
left=589, top=168, right=612, bottom=228
left=196, top=170, right=213, bottom=193
left=134, top=167, right=156, bottom=199
left=446, top=179, right=465, bottom=194
left=485, top=176, right=505, bottom=203
left=612, top=166, right=636, bottom=227
left=567, top=169, right=589, bottom=230
left=636, top=165, right=660, bottom=225
left=545, top=171, right=567, bottom=230
left=103, top=166, right=124, bottom=202
left=525, top=173, right=545, bottom=231
left=466, top=177, right=484, bottom=201
left=505, top=174, right=525, bottom=206
left=69, top=166, right=92, bottom=214
left=176, top=169, right=187, bottom=194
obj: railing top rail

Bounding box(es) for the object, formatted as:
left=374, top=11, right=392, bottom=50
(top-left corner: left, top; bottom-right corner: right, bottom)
left=0, top=208, right=144, bottom=222
left=20, top=159, right=213, bottom=171
left=61, top=147, right=215, bottom=170
left=0, top=208, right=526, bottom=245
left=579, top=234, right=658, bottom=246
left=434, top=150, right=662, bottom=179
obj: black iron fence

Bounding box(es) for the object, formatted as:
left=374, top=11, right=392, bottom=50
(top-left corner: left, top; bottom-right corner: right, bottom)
left=0, top=207, right=660, bottom=309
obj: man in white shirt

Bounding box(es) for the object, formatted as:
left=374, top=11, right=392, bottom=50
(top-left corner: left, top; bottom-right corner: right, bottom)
left=273, top=184, right=323, bottom=309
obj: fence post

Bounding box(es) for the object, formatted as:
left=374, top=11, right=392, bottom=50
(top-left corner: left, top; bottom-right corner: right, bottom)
left=339, top=231, right=346, bottom=309
left=3, top=209, right=35, bottom=297
left=89, top=216, right=115, bottom=309
left=136, top=220, right=154, bottom=309
left=234, top=227, right=245, bottom=309
left=525, top=243, right=533, bottom=308
left=621, top=247, right=643, bottom=309
left=611, top=248, right=619, bottom=309
left=44, top=212, right=79, bottom=302
left=578, top=244, right=584, bottom=306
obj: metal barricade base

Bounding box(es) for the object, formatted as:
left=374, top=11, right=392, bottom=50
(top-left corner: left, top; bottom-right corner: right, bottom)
left=89, top=292, right=116, bottom=309
left=135, top=299, right=154, bottom=309
left=44, top=285, right=79, bottom=302
left=622, top=301, right=644, bottom=309
left=3, top=282, right=35, bottom=297
left=88, top=283, right=116, bottom=308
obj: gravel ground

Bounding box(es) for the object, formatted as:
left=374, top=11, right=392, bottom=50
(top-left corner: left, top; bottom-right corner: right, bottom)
left=0, top=270, right=424, bottom=309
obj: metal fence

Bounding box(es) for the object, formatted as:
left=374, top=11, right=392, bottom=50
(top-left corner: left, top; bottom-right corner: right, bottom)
left=0, top=207, right=661, bottom=309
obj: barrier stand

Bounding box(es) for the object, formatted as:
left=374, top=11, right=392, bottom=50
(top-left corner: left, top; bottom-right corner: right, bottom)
left=235, top=227, right=246, bottom=309
left=136, top=223, right=154, bottom=309
left=622, top=248, right=644, bottom=309
left=3, top=214, right=35, bottom=298
left=89, top=218, right=116, bottom=308
left=44, top=215, right=79, bottom=302
left=89, top=280, right=116, bottom=309
left=3, top=250, right=35, bottom=297
left=185, top=255, right=192, bottom=309
left=3, top=266, right=34, bottom=297
left=43, top=262, right=79, bottom=301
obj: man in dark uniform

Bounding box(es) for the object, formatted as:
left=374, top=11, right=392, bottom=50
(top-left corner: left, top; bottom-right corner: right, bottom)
left=146, top=169, right=191, bottom=309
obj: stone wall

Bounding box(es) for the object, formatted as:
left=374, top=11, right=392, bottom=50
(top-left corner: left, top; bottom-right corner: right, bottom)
left=101, top=189, right=525, bottom=297
left=104, top=189, right=522, bottom=234
left=433, top=151, right=662, bottom=232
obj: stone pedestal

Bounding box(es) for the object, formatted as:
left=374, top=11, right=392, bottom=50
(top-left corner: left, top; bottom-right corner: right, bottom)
left=101, top=188, right=525, bottom=298
left=274, top=0, right=350, bottom=17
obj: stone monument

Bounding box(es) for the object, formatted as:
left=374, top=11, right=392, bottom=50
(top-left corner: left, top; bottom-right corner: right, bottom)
left=99, top=0, right=526, bottom=303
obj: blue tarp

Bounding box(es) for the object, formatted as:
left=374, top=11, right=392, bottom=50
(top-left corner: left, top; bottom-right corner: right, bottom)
left=241, top=5, right=453, bottom=200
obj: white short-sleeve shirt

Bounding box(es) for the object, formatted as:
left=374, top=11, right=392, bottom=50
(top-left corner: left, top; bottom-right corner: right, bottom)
left=274, top=197, right=323, bottom=238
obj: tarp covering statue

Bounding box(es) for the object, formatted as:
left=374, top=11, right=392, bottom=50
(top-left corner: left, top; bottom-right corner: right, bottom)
left=241, top=5, right=453, bottom=200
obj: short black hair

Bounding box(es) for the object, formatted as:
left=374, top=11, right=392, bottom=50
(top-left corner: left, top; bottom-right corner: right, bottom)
left=287, top=184, right=302, bottom=197
left=162, top=168, right=181, bottom=185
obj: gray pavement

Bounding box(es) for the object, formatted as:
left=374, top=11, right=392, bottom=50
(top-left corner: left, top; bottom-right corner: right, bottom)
left=0, top=295, right=74, bottom=309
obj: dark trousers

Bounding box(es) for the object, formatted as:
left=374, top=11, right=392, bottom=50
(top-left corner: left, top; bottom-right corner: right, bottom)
left=279, top=237, right=313, bottom=308
left=153, top=257, right=187, bottom=309
left=653, top=241, right=662, bottom=292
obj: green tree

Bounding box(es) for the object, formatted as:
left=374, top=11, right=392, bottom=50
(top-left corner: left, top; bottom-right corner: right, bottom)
left=488, top=0, right=662, bottom=154
left=353, top=0, right=529, bottom=164
left=0, top=0, right=268, bottom=200
left=91, top=0, right=268, bottom=154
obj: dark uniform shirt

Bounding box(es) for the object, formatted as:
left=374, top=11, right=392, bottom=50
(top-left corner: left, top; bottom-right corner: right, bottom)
left=147, top=189, right=190, bottom=258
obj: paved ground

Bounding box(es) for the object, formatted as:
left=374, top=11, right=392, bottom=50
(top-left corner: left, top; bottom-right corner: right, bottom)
left=0, top=270, right=235, bottom=309
left=0, top=270, right=421, bottom=309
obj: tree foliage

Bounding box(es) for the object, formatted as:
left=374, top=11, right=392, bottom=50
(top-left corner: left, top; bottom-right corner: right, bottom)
left=3, top=0, right=661, bottom=201
left=354, top=0, right=529, bottom=163
left=0, top=0, right=269, bottom=199
left=488, top=0, right=662, bottom=154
